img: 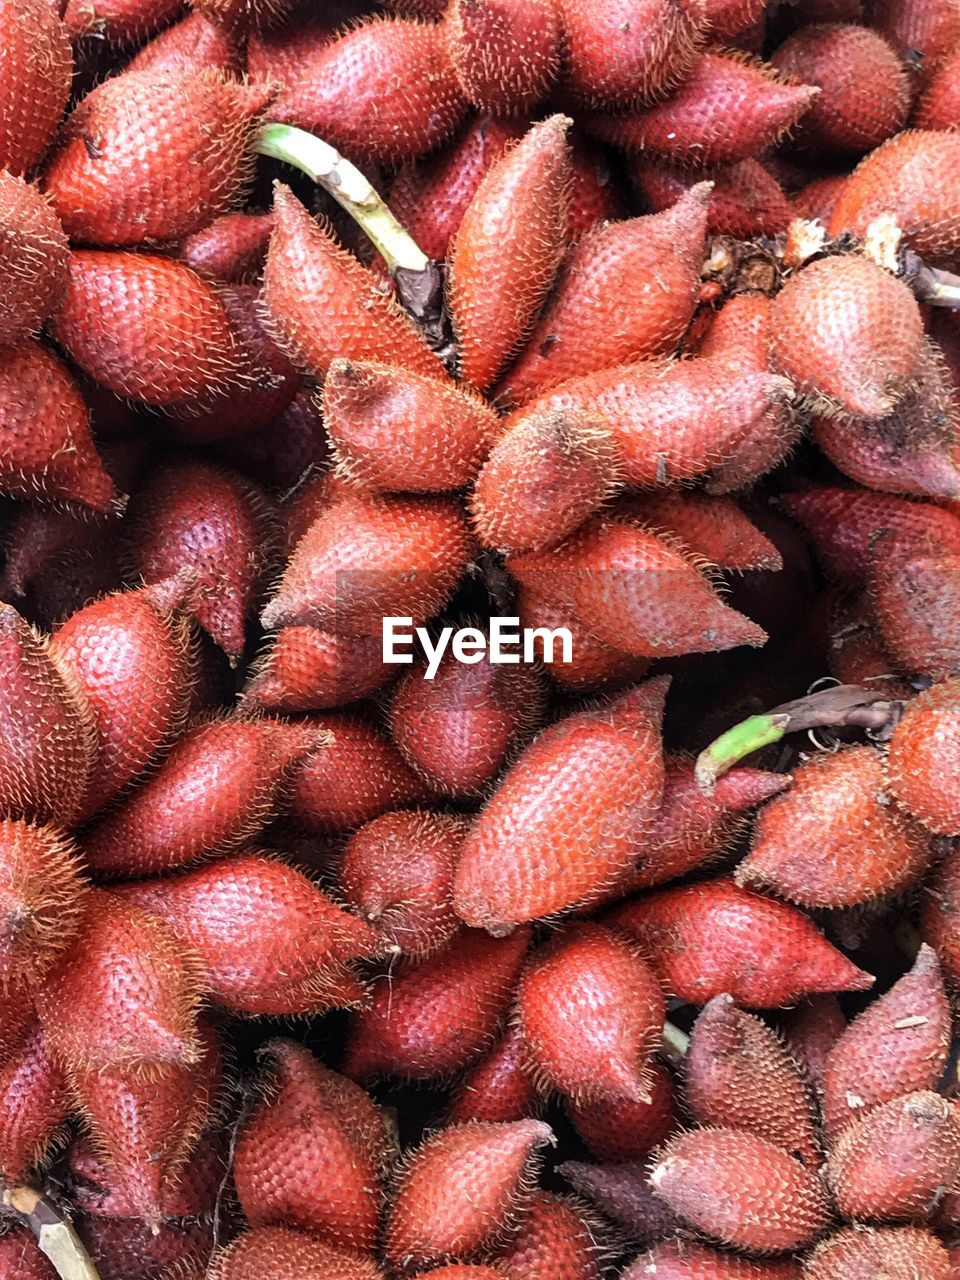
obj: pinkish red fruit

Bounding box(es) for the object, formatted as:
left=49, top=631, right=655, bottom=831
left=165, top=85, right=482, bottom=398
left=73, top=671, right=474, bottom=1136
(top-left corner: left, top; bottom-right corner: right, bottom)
left=445, top=0, right=560, bottom=115
left=886, top=677, right=960, bottom=835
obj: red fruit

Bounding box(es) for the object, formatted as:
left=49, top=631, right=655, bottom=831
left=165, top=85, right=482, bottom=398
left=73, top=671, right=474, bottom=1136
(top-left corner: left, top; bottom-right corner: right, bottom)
left=517, top=924, right=665, bottom=1104
left=208, top=1227, right=386, bottom=1280
left=607, top=877, right=874, bottom=1006
left=63, top=0, right=181, bottom=40
left=0, top=1022, right=68, bottom=1183
left=867, top=526, right=960, bottom=679
left=192, top=0, right=298, bottom=33
left=566, top=132, right=626, bottom=236
left=247, top=10, right=346, bottom=86
left=127, top=10, right=243, bottom=75
left=793, top=173, right=849, bottom=225
left=272, top=17, right=467, bottom=164
left=445, top=0, right=559, bottom=115
left=615, top=493, right=783, bottom=572
left=0, top=603, right=96, bottom=827
left=822, top=945, right=951, bottom=1139
left=325, top=358, right=498, bottom=492
left=494, top=1192, right=600, bottom=1280
left=555, top=0, right=705, bottom=107
left=448, top=115, right=572, bottom=391
left=218, top=384, right=330, bottom=490
left=559, top=1159, right=679, bottom=1243
left=36, top=890, right=200, bottom=1076
left=82, top=719, right=322, bottom=879
left=650, top=1128, right=831, bottom=1252
left=244, top=626, right=388, bottom=714
left=873, top=0, right=960, bottom=84
left=0, top=979, right=32, bottom=1067
left=279, top=469, right=353, bottom=557
left=633, top=158, right=793, bottom=239
left=567, top=1060, right=677, bottom=1161
left=423, top=1269, right=509, bottom=1278
left=446, top=1023, right=540, bottom=1125
left=0, top=0, right=72, bottom=177
left=261, top=492, right=473, bottom=637
left=0, top=820, right=86, bottom=991
left=704, top=0, right=765, bottom=38
left=686, top=996, right=820, bottom=1165
left=179, top=211, right=274, bottom=284
left=49, top=250, right=246, bottom=406
left=517, top=585, right=651, bottom=693
left=78, top=1214, right=218, bottom=1280
left=453, top=679, right=667, bottom=931
left=585, top=52, right=818, bottom=168
left=385, top=1119, right=554, bottom=1270
left=913, top=45, right=960, bottom=129
left=777, top=996, right=846, bottom=1094
left=826, top=1090, right=960, bottom=1221
left=263, top=184, right=446, bottom=381
left=623, top=1242, right=803, bottom=1278
left=0, top=1228, right=57, bottom=1280
left=805, top=1227, right=952, bottom=1280
left=343, top=927, right=530, bottom=1080
left=234, top=1040, right=388, bottom=1250
left=339, top=811, right=466, bottom=957
left=0, top=173, right=68, bottom=344
left=887, top=677, right=960, bottom=834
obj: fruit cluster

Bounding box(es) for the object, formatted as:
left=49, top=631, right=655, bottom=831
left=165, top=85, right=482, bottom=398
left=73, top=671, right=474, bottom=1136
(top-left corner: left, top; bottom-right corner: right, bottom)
left=2, top=0, right=960, bottom=1278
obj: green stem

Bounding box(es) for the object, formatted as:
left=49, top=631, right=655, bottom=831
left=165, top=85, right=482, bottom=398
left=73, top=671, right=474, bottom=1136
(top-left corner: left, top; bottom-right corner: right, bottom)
left=694, top=714, right=791, bottom=793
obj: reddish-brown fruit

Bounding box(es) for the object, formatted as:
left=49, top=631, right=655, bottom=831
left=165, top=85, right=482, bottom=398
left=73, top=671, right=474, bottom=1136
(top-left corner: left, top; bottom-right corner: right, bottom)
left=447, top=1023, right=541, bottom=1125
left=826, top=1090, right=960, bottom=1221
left=0, top=173, right=68, bottom=343
left=218, top=383, right=329, bottom=490
left=0, top=979, right=32, bottom=1067
left=501, top=186, right=708, bottom=405
left=424, top=1268, right=516, bottom=1278
left=703, top=0, right=766, bottom=38
left=567, top=1061, right=677, bottom=1161
left=36, top=890, right=200, bottom=1076
left=263, top=184, right=445, bottom=381
left=243, top=626, right=388, bottom=714
left=325, top=358, right=498, bottom=492
left=517, top=923, right=665, bottom=1104
left=343, top=927, right=530, bottom=1080
left=607, top=877, right=874, bottom=1006
left=208, top=1227, right=386, bottom=1280
left=887, top=678, right=960, bottom=834
left=517, top=585, right=651, bottom=693
left=127, top=10, right=243, bottom=75
left=261, top=492, right=473, bottom=637
left=272, top=17, right=467, bottom=164
left=873, top=0, right=960, bottom=84
left=278, top=469, right=353, bottom=558
left=49, top=251, right=246, bottom=407
left=385, top=1119, right=554, bottom=1270
left=867, top=525, right=960, bottom=680
left=448, top=115, right=572, bottom=391
left=0, top=1227, right=58, bottom=1280
left=559, top=1159, right=679, bottom=1243
left=0, top=603, right=96, bottom=828
left=247, top=10, right=347, bottom=86
left=234, top=1040, right=387, bottom=1250
left=615, top=493, right=783, bottom=572
left=793, top=172, right=849, bottom=225
left=82, top=720, right=322, bottom=880
left=0, top=0, right=72, bottom=177
left=686, top=996, right=820, bottom=1165
left=0, top=1022, right=68, bottom=1183
left=805, top=1227, right=952, bottom=1280
left=445, top=0, right=560, bottom=115
left=623, top=1241, right=802, bottom=1278
left=453, top=679, right=667, bottom=931
left=650, top=1128, right=831, bottom=1252
left=77, top=1214, right=217, bottom=1280
left=566, top=132, right=626, bottom=236
left=778, top=996, right=847, bottom=1094
left=493, top=1191, right=600, bottom=1280
left=634, top=158, right=793, bottom=239
left=0, top=821, right=85, bottom=991
left=179, top=211, right=274, bottom=284
left=192, top=0, right=298, bottom=34
left=913, top=45, right=960, bottom=129
left=584, top=52, right=818, bottom=168
left=64, top=0, right=180, bottom=40
left=822, top=944, right=951, bottom=1139
left=339, top=811, right=466, bottom=957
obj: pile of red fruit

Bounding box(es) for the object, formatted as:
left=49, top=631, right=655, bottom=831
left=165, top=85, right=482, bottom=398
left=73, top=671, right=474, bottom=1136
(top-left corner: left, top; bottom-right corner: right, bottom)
left=2, top=0, right=960, bottom=1277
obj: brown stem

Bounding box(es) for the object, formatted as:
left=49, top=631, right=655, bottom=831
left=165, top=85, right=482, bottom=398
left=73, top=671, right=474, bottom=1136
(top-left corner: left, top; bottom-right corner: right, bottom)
left=903, top=249, right=960, bottom=309
left=2, top=1186, right=100, bottom=1280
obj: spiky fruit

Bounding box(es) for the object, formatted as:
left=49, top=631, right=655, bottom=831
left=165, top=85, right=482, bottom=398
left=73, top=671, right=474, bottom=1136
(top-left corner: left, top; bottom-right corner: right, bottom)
left=584, top=52, right=818, bottom=168
left=49, top=251, right=246, bottom=407
left=385, top=1119, right=554, bottom=1271
left=607, top=877, right=874, bottom=1006
left=567, top=1060, right=676, bottom=1161
left=0, top=603, right=97, bottom=828
left=0, top=1022, right=68, bottom=1183
left=804, top=1227, right=952, bottom=1280
left=913, top=45, right=960, bottom=130
left=453, top=679, right=667, bottom=932
left=517, top=924, right=665, bottom=1104
left=272, top=17, right=467, bottom=164
left=63, top=0, right=181, bottom=41
left=633, top=159, right=793, bottom=239
left=0, top=979, right=32, bottom=1066
left=650, top=1128, right=831, bottom=1252
left=886, top=678, right=960, bottom=835
left=0, top=821, right=85, bottom=992
left=826, top=1090, right=960, bottom=1221
left=0, top=0, right=72, bottom=177
left=867, top=525, right=960, bottom=680
left=493, top=1191, right=600, bottom=1280
left=447, top=1024, right=541, bottom=1125
left=208, top=1227, right=387, bottom=1280
left=555, top=0, right=705, bottom=107
left=0, top=173, right=68, bottom=343
left=821, top=945, right=951, bottom=1139
left=77, top=1214, right=217, bottom=1280
left=444, top=0, right=560, bottom=115
left=623, top=1242, right=803, bottom=1278
left=779, top=997, right=847, bottom=1094
left=427, top=1267, right=520, bottom=1278
left=247, top=10, right=347, bottom=86
left=243, top=627, right=388, bottom=714
left=219, top=383, right=330, bottom=490
left=325, top=358, right=498, bottom=492
left=518, top=585, right=651, bottom=694
left=559, top=1158, right=679, bottom=1243
left=234, top=1040, right=387, bottom=1250
left=180, top=210, right=274, bottom=285
left=0, top=1227, right=58, bottom=1279
left=192, top=0, right=298, bottom=33
left=448, top=115, right=571, bottom=391
left=36, top=890, right=200, bottom=1077
left=566, top=131, right=626, bottom=236
left=793, top=173, right=849, bottom=225
left=343, top=927, right=530, bottom=1080
left=82, top=719, right=322, bottom=879
left=500, top=185, right=708, bottom=405
left=615, top=493, right=783, bottom=572
left=873, top=0, right=960, bottom=84
left=127, top=10, right=243, bottom=75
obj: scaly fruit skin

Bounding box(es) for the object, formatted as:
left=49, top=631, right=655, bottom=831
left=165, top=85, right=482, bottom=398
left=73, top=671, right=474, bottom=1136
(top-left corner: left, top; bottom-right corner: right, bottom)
left=49, top=251, right=246, bottom=407
left=445, top=0, right=560, bottom=115
left=0, top=1022, right=68, bottom=1184
left=244, top=627, right=388, bottom=714
left=0, top=820, right=86, bottom=991
left=886, top=678, right=960, bottom=835
left=920, top=849, right=960, bottom=988
left=63, top=0, right=181, bottom=41
left=518, top=584, right=651, bottom=693
left=180, top=210, right=274, bottom=284
left=793, top=173, right=848, bottom=225
left=385, top=1119, right=554, bottom=1271
left=0, top=343, right=116, bottom=512
left=448, top=115, right=572, bottom=391
left=192, top=0, right=298, bottom=33
left=263, top=184, right=446, bottom=381
left=493, top=1191, right=600, bottom=1280
left=233, top=1040, right=387, bottom=1250
left=566, top=1060, right=676, bottom=1160
left=272, top=17, right=467, bottom=164
left=606, top=877, right=874, bottom=1006
left=633, top=158, right=794, bottom=239
left=873, top=0, right=960, bottom=86
left=517, top=924, right=665, bottom=1104
left=913, top=45, right=960, bottom=129
left=685, top=996, right=820, bottom=1166
left=447, top=1024, right=541, bottom=1125
left=127, top=10, right=243, bottom=75
left=247, top=9, right=348, bottom=86
left=0, top=172, right=68, bottom=344
left=77, top=1213, right=217, bottom=1280
left=0, top=1226, right=58, bottom=1279
left=208, top=1227, right=387, bottom=1280
left=805, top=1226, right=952, bottom=1280
left=559, top=1158, right=679, bottom=1242
left=826, top=1090, right=960, bottom=1221
left=614, top=493, right=782, bottom=572
left=0, top=603, right=97, bottom=828
left=500, top=185, right=708, bottom=405
left=623, top=1241, right=803, bottom=1278
left=778, top=996, right=846, bottom=1095
left=343, top=927, right=530, bottom=1080
left=0, top=0, right=72, bottom=177
left=821, top=945, right=951, bottom=1139
left=867, top=526, right=960, bottom=680
left=453, top=679, right=667, bottom=932
left=650, top=1128, right=831, bottom=1252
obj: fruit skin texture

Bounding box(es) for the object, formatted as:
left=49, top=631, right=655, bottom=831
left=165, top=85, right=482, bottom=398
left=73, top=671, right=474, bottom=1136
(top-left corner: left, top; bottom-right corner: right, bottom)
left=273, top=17, right=467, bottom=164
left=493, top=1191, right=600, bottom=1280
left=447, top=1024, right=541, bottom=1126
left=0, top=1226, right=58, bottom=1280
left=453, top=679, right=667, bottom=932
left=445, top=0, right=560, bottom=115
left=0, top=820, right=86, bottom=992
left=615, top=493, right=782, bottom=572
left=0, top=172, right=68, bottom=343
left=803, top=1226, right=953, bottom=1280
left=826, top=1090, right=960, bottom=1221
left=778, top=996, right=847, bottom=1095
left=517, top=924, right=665, bottom=1104
left=873, top=0, right=960, bottom=85
left=243, top=626, right=389, bottom=714
left=867, top=525, right=960, bottom=681
left=180, top=210, right=274, bottom=285
left=821, top=945, right=951, bottom=1140
left=448, top=115, right=571, bottom=391
left=649, top=1128, right=831, bottom=1253
left=208, top=1226, right=387, bottom=1280
left=0, top=0, right=72, bottom=177
left=606, top=877, right=874, bottom=1007
left=913, top=45, right=960, bottom=130
left=385, top=1119, right=554, bottom=1271
left=559, top=1157, right=679, bottom=1243
left=566, top=1059, right=677, bottom=1160
left=127, top=10, right=243, bottom=76
left=0, top=1022, right=68, bottom=1184
left=63, top=0, right=181, bottom=41
left=633, top=158, right=794, bottom=240
left=886, top=678, right=960, bottom=835
left=623, top=1241, right=803, bottom=1278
